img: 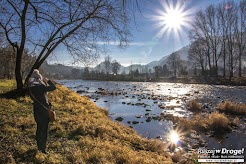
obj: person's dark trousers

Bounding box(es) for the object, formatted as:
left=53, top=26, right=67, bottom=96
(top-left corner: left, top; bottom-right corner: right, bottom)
left=36, top=120, right=49, bottom=151
left=33, top=104, right=49, bottom=152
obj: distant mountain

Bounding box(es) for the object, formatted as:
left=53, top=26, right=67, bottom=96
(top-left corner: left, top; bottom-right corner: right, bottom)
left=157, top=45, right=190, bottom=66
left=156, top=56, right=168, bottom=66
left=41, top=44, right=191, bottom=77
left=143, top=44, right=190, bottom=69
left=146, top=61, right=159, bottom=69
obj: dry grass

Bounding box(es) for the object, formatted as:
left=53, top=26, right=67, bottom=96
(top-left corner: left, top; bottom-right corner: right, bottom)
left=187, top=99, right=202, bottom=113
left=177, top=115, right=208, bottom=132
left=0, top=80, right=172, bottom=163
left=208, top=112, right=230, bottom=131
left=232, top=117, right=239, bottom=126
left=177, top=112, right=230, bottom=134
left=216, top=100, right=246, bottom=115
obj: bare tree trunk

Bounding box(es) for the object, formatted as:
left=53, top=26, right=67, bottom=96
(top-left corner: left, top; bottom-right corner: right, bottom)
left=223, top=44, right=226, bottom=77
left=15, top=50, right=23, bottom=91
left=239, top=52, right=242, bottom=77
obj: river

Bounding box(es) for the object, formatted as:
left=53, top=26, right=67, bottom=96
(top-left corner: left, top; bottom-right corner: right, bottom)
left=59, top=80, right=246, bottom=152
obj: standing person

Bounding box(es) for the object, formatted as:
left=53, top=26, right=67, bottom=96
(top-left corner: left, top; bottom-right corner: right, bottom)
left=28, top=69, right=56, bottom=154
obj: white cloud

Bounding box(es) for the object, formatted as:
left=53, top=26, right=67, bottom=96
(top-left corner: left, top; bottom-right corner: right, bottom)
left=95, top=41, right=155, bottom=46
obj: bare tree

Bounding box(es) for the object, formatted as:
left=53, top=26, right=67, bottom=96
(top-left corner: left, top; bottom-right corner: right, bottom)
left=224, top=2, right=238, bottom=79
left=190, top=5, right=222, bottom=76
left=0, top=45, right=34, bottom=79
left=166, top=53, right=182, bottom=78
left=154, top=66, right=162, bottom=78
left=0, top=46, right=15, bottom=79
left=104, top=55, right=111, bottom=78
left=161, top=64, right=170, bottom=77
left=189, top=1, right=245, bottom=79
left=188, top=39, right=206, bottom=75
left=0, top=0, right=130, bottom=91
left=111, top=60, right=121, bottom=75
left=190, top=10, right=213, bottom=75
left=206, top=5, right=222, bottom=77
left=217, top=2, right=229, bottom=77
left=235, top=1, right=246, bottom=77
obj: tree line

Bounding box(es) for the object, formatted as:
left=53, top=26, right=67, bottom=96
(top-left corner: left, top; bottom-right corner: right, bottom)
left=80, top=54, right=188, bottom=81
left=188, top=1, right=246, bottom=79
left=0, top=42, right=35, bottom=79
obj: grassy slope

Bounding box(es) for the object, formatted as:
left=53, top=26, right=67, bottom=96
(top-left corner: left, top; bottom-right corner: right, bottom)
left=0, top=80, right=172, bottom=163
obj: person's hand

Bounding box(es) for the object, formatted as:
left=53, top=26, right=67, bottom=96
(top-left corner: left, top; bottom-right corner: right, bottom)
left=43, top=78, right=49, bottom=83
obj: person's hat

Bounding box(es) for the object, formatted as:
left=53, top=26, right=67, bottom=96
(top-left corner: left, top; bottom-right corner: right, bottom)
left=31, top=69, right=43, bottom=81
left=29, top=69, right=44, bottom=85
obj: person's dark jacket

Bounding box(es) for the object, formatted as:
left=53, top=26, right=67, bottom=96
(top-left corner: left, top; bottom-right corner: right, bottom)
left=29, top=80, right=56, bottom=122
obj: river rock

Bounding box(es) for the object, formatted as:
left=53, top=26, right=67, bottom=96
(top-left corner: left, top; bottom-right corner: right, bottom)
left=115, top=117, right=123, bottom=122
left=132, top=121, right=139, bottom=124
left=158, top=104, right=165, bottom=109
left=146, top=117, right=152, bottom=122
left=77, top=90, right=86, bottom=93
left=135, top=115, right=142, bottom=118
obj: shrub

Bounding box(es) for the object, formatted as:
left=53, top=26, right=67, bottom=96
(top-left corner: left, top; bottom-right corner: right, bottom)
left=177, top=115, right=208, bottom=132
left=177, top=112, right=230, bottom=135
left=187, top=99, right=202, bottom=113
left=216, top=100, right=246, bottom=115
left=208, top=112, right=230, bottom=132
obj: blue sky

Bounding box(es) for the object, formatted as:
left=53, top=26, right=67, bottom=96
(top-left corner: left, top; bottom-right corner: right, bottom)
left=49, top=0, right=228, bottom=67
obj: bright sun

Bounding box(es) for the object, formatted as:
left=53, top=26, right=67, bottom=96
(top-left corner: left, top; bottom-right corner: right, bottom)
left=152, top=0, right=193, bottom=39
left=164, top=9, right=184, bottom=30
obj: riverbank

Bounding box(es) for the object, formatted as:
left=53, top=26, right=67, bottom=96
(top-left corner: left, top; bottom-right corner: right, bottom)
left=155, top=77, right=246, bottom=86
left=0, top=80, right=173, bottom=163
left=81, top=76, right=246, bottom=86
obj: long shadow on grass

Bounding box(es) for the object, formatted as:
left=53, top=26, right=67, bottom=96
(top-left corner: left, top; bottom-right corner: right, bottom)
left=0, top=88, right=28, bottom=99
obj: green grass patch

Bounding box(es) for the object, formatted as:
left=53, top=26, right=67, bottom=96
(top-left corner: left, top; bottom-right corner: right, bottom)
left=0, top=80, right=172, bottom=163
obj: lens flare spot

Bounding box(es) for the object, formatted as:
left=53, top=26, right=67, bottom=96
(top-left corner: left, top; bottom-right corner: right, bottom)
left=169, top=130, right=180, bottom=144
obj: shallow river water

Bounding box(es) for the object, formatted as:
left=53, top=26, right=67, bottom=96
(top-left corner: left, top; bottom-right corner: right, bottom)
left=59, top=80, right=246, bottom=151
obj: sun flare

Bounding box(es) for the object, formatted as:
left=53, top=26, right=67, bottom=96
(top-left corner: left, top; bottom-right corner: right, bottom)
left=152, top=0, right=193, bottom=39
left=163, top=8, right=185, bottom=30
left=169, top=130, right=180, bottom=144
